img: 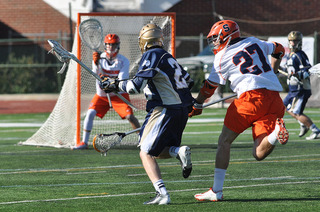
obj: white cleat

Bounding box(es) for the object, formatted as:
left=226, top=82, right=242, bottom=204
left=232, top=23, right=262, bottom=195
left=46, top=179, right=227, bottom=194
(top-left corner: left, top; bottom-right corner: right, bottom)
left=177, top=146, right=192, bottom=178
left=143, top=192, right=170, bottom=205
left=194, top=188, right=223, bottom=202
left=299, top=125, right=309, bottom=137
left=306, top=131, right=320, bottom=140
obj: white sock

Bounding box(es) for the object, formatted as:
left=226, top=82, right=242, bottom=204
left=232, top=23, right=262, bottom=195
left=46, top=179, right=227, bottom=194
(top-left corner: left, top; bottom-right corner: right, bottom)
left=298, top=120, right=304, bottom=126
left=268, top=122, right=280, bottom=145
left=82, top=130, right=91, bottom=144
left=153, top=179, right=167, bottom=195
left=212, top=168, right=226, bottom=192
left=310, top=124, right=320, bottom=132
left=267, top=130, right=278, bottom=145
left=169, top=146, right=179, bottom=158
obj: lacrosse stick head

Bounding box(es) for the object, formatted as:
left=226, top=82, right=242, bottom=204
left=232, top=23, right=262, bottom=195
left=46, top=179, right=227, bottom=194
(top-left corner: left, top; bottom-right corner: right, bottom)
left=47, top=39, right=71, bottom=74
left=309, top=63, right=320, bottom=78
left=79, top=19, right=103, bottom=51
left=92, top=133, right=123, bottom=156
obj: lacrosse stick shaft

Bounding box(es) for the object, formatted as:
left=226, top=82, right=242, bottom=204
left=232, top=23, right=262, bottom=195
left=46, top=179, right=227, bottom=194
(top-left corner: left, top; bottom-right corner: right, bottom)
left=124, top=127, right=141, bottom=136
left=278, top=69, right=288, bottom=76
left=202, top=93, right=237, bottom=108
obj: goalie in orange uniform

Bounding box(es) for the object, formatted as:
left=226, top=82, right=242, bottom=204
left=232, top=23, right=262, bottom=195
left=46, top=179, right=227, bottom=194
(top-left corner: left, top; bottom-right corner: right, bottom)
left=72, top=34, right=140, bottom=150
left=190, top=20, right=289, bottom=201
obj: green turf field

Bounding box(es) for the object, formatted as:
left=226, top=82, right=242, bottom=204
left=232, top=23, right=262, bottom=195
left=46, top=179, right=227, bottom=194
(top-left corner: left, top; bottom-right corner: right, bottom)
left=0, top=108, right=319, bottom=211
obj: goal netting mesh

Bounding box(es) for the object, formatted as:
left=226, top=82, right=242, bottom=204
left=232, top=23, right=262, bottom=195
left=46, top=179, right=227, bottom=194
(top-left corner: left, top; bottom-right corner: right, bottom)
left=21, top=13, right=175, bottom=148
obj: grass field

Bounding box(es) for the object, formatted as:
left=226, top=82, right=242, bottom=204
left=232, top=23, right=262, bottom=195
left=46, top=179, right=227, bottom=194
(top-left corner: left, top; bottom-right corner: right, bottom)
left=0, top=108, right=319, bottom=211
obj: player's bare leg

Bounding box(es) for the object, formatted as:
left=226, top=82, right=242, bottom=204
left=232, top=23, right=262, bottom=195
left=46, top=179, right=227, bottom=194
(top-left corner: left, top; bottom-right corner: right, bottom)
left=195, top=125, right=238, bottom=202
left=215, top=125, right=239, bottom=169
left=253, top=134, right=275, bottom=161
left=140, top=150, right=170, bottom=205
left=126, top=114, right=141, bottom=130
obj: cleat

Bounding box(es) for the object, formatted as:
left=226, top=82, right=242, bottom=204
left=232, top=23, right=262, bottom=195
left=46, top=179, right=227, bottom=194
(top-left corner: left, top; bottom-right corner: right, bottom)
left=306, top=131, right=320, bottom=140
left=177, top=146, right=192, bottom=178
left=194, top=188, right=223, bottom=202
left=72, top=141, right=88, bottom=150
left=299, top=125, right=309, bottom=137
left=276, top=118, right=289, bottom=145
left=143, top=192, right=170, bottom=205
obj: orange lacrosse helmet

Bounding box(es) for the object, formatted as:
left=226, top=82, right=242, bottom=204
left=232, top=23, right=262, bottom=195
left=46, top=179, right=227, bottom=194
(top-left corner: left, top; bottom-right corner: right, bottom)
left=207, top=20, right=240, bottom=55
left=104, top=34, right=120, bottom=60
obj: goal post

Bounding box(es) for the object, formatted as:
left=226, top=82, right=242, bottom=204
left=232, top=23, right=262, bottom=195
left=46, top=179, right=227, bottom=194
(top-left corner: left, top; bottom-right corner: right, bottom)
left=21, top=12, right=176, bottom=148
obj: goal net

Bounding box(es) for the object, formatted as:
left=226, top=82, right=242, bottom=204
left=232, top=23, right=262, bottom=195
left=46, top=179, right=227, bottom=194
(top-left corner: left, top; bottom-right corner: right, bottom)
left=21, top=13, right=176, bottom=148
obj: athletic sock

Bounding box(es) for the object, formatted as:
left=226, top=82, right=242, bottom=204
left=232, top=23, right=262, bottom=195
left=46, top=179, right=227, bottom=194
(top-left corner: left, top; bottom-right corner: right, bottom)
left=212, top=168, right=226, bottom=192
left=310, top=124, right=320, bottom=132
left=298, top=120, right=304, bottom=127
left=169, top=146, right=179, bottom=158
left=268, top=122, right=281, bottom=145
left=267, top=130, right=278, bottom=145
left=82, top=130, right=91, bottom=144
left=153, top=179, right=168, bottom=195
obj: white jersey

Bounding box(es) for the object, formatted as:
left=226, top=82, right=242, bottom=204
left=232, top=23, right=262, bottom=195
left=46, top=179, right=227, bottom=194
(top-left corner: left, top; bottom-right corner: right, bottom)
left=207, top=37, right=283, bottom=97
left=92, top=52, right=130, bottom=97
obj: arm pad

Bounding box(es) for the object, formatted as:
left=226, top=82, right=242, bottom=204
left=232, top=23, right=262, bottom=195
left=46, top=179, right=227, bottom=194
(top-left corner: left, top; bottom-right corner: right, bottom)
left=199, top=80, right=218, bottom=98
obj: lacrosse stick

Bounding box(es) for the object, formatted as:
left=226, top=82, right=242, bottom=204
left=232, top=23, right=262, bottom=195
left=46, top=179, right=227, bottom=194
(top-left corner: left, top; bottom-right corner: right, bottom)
left=309, top=63, right=320, bottom=78
left=93, top=128, right=141, bottom=156
left=79, top=18, right=113, bottom=107
left=278, top=63, right=320, bottom=78
left=202, top=93, right=237, bottom=108
left=47, top=39, right=137, bottom=110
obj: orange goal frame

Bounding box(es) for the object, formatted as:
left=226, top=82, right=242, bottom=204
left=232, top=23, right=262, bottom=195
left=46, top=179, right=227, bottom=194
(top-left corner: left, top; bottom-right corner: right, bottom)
left=75, top=12, right=176, bottom=145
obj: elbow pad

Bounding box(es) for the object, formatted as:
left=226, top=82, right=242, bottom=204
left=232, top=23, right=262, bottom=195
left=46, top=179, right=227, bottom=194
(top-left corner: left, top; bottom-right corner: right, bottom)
left=271, top=42, right=285, bottom=59
left=199, top=80, right=218, bottom=98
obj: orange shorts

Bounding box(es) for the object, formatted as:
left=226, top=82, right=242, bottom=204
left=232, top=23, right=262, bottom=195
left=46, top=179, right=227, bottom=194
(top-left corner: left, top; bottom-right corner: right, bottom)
left=89, top=93, right=133, bottom=119
left=224, top=89, right=285, bottom=140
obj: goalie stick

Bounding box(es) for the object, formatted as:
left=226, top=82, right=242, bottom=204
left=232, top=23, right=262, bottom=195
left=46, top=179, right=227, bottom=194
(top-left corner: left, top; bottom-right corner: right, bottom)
left=47, top=39, right=137, bottom=110
left=93, top=127, right=141, bottom=156
left=79, top=18, right=113, bottom=107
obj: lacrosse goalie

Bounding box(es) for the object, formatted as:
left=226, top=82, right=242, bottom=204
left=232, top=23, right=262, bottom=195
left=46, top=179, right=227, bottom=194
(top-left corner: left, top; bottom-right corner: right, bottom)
left=281, top=31, right=320, bottom=140
left=99, top=23, right=194, bottom=205
left=72, top=34, right=140, bottom=150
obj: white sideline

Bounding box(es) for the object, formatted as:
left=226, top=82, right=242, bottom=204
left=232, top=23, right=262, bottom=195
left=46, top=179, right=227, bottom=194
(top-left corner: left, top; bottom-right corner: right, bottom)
left=0, top=180, right=319, bottom=205
left=0, top=118, right=224, bottom=128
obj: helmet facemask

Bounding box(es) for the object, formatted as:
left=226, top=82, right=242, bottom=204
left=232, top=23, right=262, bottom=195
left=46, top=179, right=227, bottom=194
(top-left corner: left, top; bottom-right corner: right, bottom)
left=105, top=42, right=120, bottom=60
left=288, top=31, right=303, bottom=52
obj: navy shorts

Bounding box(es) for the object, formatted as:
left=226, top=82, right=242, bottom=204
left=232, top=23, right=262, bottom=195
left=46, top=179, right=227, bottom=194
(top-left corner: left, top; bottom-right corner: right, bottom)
left=139, top=106, right=189, bottom=157
left=283, top=89, right=311, bottom=115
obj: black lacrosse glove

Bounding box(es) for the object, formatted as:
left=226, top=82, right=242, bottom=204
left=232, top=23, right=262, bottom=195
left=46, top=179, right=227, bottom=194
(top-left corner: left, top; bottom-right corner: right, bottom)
left=99, top=76, right=119, bottom=93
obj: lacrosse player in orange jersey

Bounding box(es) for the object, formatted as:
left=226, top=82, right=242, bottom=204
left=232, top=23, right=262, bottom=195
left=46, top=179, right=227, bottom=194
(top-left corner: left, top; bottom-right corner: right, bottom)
left=189, top=20, right=289, bottom=201
left=72, top=34, right=140, bottom=150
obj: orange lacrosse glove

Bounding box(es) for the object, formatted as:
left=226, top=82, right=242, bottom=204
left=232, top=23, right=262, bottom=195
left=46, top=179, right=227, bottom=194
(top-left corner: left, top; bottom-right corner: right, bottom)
left=93, top=52, right=100, bottom=65
left=188, top=101, right=203, bottom=117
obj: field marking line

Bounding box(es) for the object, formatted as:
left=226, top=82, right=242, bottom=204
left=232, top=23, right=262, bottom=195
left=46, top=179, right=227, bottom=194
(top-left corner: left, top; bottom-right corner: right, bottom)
left=0, top=180, right=319, bottom=205
left=1, top=154, right=320, bottom=175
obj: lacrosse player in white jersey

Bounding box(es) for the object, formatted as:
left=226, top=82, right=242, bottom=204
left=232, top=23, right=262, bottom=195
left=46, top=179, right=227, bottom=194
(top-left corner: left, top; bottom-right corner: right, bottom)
left=72, top=34, right=140, bottom=150
left=189, top=20, right=289, bottom=201
left=99, top=23, right=194, bottom=205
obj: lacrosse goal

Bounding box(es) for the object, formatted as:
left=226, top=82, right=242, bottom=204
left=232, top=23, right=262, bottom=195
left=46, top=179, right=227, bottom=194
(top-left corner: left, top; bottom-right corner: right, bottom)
left=22, top=12, right=176, bottom=148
